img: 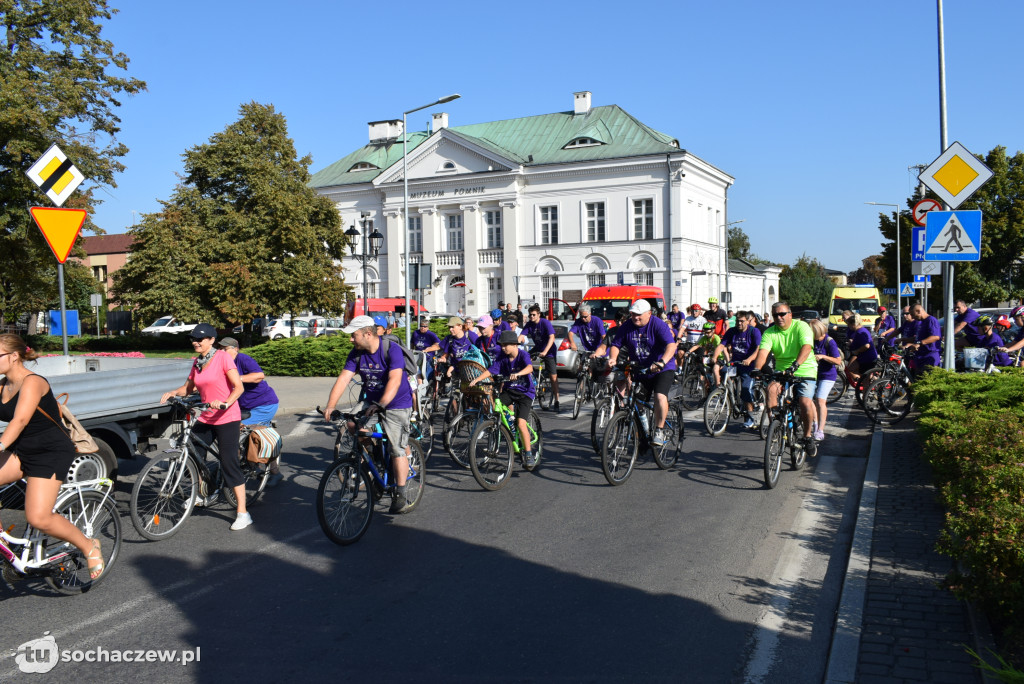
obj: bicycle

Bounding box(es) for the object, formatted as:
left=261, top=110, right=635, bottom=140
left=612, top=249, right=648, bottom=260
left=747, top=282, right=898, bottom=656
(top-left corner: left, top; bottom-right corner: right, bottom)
left=466, top=376, right=544, bottom=490
left=572, top=355, right=611, bottom=420
left=442, top=359, right=490, bottom=469
left=703, top=362, right=760, bottom=437
left=129, top=396, right=275, bottom=540
left=677, top=350, right=715, bottom=410
left=600, top=361, right=684, bottom=486
left=759, top=370, right=809, bottom=489
left=0, top=478, right=120, bottom=594
left=316, top=407, right=426, bottom=546
left=532, top=362, right=554, bottom=411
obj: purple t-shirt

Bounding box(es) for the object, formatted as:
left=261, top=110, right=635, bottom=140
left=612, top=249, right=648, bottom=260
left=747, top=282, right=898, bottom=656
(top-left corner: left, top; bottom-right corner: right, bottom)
left=849, top=326, right=878, bottom=366
left=876, top=314, right=896, bottom=333
left=487, top=349, right=536, bottom=399
left=721, top=326, right=762, bottom=361
left=475, top=330, right=500, bottom=359
left=522, top=318, right=556, bottom=359
left=494, top=320, right=511, bottom=334
left=344, top=340, right=413, bottom=409
left=898, top=319, right=919, bottom=340
left=977, top=331, right=1012, bottom=366
left=411, top=330, right=441, bottom=360
left=815, top=336, right=841, bottom=381
left=611, top=316, right=677, bottom=371
left=441, top=333, right=478, bottom=362
left=569, top=316, right=607, bottom=352
left=234, top=352, right=279, bottom=410
left=667, top=311, right=684, bottom=329
left=915, top=315, right=942, bottom=365
left=955, top=308, right=983, bottom=345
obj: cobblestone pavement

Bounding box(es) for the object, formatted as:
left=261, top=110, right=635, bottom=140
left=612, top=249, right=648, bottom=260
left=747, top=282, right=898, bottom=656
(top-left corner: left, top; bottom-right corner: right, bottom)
left=857, top=421, right=982, bottom=684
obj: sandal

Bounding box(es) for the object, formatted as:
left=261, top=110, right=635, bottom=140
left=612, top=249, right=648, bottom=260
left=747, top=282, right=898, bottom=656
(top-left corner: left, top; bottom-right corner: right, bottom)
left=85, top=538, right=104, bottom=580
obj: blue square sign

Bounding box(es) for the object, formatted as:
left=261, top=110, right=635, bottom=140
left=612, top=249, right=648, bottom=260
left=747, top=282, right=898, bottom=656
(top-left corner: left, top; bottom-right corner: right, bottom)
left=912, top=226, right=926, bottom=261
left=924, top=210, right=982, bottom=261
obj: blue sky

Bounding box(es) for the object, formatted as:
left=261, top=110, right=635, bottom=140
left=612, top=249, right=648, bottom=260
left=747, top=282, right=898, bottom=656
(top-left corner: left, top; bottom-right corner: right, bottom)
left=88, top=0, right=1024, bottom=273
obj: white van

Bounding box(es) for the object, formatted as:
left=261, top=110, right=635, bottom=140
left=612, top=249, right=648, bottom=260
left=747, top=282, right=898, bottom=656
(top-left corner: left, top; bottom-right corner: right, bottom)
left=141, top=316, right=198, bottom=336
left=262, top=316, right=325, bottom=339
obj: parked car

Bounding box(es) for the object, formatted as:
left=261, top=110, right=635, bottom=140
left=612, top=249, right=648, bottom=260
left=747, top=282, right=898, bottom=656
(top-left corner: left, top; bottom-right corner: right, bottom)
left=140, top=316, right=197, bottom=335
left=553, top=324, right=583, bottom=376
left=262, top=316, right=325, bottom=340
left=798, top=310, right=821, bottom=322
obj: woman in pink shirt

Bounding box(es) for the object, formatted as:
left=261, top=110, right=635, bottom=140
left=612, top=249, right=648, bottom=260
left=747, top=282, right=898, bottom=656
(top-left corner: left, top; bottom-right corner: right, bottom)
left=160, top=324, right=249, bottom=530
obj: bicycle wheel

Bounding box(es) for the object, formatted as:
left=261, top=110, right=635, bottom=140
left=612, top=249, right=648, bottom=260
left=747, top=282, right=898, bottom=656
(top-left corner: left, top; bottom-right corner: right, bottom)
left=130, top=452, right=199, bottom=541
left=572, top=374, right=586, bottom=420
left=680, top=373, right=705, bottom=410
left=403, top=441, right=427, bottom=511
left=703, top=386, right=730, bottom=436
left=854, top=368, right=882, bottom=408
left=522, top=409, right=544, bottom=471
left=601, top=411, right=638, bottom=486
left=444, top=410, right=476, bottom=469
left=316, top=457, right=373, bottom=546
left=443, top=392, right=462, bottom=428
left=763, top=419, right=785, bottom=489
left=222, top=457, right=270, bottom=508
left=654, top=403, right=683, bottom=469
left=864, top=377, right=913, bottom=425
left=469, top=418, right=515, bottom=491
left=789, top=411, right=806, bottom=471
left=45, top=490, right=122, bottom=594
left=826, top=371, right=847, bottom=405
left=536, top=373, right=554, bottom=411
left=755, top=387, right=771, bottom=440
left=413, top=415, right=434, bottom=461
left=591, top=398, right=615, bottom=455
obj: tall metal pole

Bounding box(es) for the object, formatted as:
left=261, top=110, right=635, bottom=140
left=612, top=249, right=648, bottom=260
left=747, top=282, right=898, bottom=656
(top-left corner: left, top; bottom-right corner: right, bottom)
left=57, top=262, right=69, bottom=357
left=361, top=218, right=368, bottom=317
left=896, top=201, right=901, bottom=310
left=938, top=0, right=954, bottom=370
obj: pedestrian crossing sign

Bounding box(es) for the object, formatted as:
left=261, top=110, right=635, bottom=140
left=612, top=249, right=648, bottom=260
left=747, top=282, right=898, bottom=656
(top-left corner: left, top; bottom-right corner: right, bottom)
left=900, top=283, right=915, bottom=297
left=924, top=210, right=981, bottom=262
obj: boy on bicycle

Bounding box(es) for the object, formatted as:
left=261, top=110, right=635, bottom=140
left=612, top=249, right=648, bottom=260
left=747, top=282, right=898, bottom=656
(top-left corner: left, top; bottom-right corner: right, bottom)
left=467, top=330, right=537, bottom=467
left=323, top=315, right=416, bottom=514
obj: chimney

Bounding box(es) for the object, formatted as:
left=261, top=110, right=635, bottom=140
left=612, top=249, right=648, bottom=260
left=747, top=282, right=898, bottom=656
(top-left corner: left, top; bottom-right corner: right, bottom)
left=368, top=119, right=403, bottom=143
left=573, top=91, right=592, bottom=115
left=432, top=112, right=449, bottom=130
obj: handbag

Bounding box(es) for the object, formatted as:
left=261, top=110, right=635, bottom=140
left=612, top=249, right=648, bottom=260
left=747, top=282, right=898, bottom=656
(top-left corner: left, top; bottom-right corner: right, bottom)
left=36, top=393, right=100, bottom=454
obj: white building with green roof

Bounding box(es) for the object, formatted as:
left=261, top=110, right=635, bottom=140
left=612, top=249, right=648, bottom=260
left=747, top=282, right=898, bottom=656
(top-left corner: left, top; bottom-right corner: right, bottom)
left=310, top=92, right=779, bottom=315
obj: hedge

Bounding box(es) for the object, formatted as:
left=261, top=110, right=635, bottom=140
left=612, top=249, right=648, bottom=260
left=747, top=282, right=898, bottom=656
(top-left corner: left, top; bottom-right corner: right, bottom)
left=915, top=368, right=1024, bottom=635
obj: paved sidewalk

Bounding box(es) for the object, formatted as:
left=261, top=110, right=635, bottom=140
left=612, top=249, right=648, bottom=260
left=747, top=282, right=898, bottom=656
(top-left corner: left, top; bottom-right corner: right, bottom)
left=856, top=422, right=982, bottom=683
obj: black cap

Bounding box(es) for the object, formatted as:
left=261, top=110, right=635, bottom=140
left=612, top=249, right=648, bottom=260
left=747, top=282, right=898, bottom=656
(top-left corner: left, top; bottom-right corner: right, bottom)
left=498, top=330, right=520, bottom=346
left=189, top=323, right=217, bottom=339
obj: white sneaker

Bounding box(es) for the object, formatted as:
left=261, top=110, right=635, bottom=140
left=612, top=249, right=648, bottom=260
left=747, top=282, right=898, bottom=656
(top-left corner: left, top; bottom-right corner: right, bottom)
left=230, top=512, right=253, bottom=531
left=742, top=416, right=756, bottom=429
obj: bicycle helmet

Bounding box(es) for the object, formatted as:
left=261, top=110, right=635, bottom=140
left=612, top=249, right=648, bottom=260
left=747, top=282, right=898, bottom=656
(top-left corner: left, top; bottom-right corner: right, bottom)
left=1011, top=305, right=1024, bottom=318
left=491, top=308, right=502, bottom=320
left=707, top=296, right=718, bottom=304
left=996, top=314, right=1012, bottom=330
left=976, top=315, right=993, bottom=327
left=691, top=303, right=703, bottom=311
left=702, top=321, right=715, bottom=331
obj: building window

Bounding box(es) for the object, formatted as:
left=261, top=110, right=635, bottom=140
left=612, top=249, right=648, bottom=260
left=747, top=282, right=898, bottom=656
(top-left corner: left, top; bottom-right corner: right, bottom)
left=91, top=265, right=107, bottom=283
left=447, top=214, right=463, bottom=251
left=541, top=275, right=559, bottom=303
left=635, top=271, right=654, bottom=286
left=439, top=161, right=456, bottom=172
left=633, top=199, right=654, bottom=240
left=563, top=137, right=603, bottom=149
left=484, top=210, right=502, bottom=248
left=366, top=282, right=378, bottom=298
left=408, top=215, right=422, bottom=253
left=539, top=206, right=558, bottom=245
left=585, top=202, right=605, bottom=242
left=348, top=162, right=378, bottom=172
left=487, top=276, right=501, bottom=310
left=587, top=273, right=606, bottom=288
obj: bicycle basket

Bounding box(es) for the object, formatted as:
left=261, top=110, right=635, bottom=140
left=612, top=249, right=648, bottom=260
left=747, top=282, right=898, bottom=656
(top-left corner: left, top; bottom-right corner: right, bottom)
left=963, top=347, right=987, bottom=370
left=457, top=360, right=491, bottom=395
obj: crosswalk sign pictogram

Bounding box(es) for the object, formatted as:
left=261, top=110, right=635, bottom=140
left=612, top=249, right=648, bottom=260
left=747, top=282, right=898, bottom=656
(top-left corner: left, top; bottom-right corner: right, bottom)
left=924, top=210, right=981, bottom=261
left=900, top=283, right=915, bottom=297
left=29, top=207, right=88, bottom=263
left=25, top=144, right=84, bottom=207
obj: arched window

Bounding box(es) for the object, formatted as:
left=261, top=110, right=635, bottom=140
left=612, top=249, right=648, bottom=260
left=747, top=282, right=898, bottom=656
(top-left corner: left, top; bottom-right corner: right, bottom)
left=563, top=137, right=604, bottom=149
left=348, top=161, right=378, bottom=172
left=437, top=160, right=457, bottom=173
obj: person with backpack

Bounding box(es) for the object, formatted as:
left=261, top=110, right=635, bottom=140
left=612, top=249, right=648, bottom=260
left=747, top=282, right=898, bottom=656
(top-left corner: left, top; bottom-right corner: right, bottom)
left=323, top=315, right=416, bottom=514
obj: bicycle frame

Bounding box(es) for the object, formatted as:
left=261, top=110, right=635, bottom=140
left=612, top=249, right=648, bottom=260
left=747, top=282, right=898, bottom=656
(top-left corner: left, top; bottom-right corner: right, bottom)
left=490, top=383, right=539, bottom=454
left=338, top=416, right=418, bottom=495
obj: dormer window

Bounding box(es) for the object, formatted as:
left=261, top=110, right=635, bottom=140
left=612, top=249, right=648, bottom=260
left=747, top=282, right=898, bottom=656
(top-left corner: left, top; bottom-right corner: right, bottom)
left=563, top=137, right=603, bottom=149
left=348, top=162, right=378, bottom=172
left=437, top=160, right=457, bottom=173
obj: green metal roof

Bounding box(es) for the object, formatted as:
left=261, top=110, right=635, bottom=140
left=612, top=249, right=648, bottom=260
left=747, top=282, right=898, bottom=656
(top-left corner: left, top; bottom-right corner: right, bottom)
left=309, top=105, right=682, bottom=189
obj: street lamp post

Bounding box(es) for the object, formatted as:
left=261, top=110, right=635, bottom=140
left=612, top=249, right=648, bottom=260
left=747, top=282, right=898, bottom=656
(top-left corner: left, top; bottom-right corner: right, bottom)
left=403, top=93, right=461, bottom=345
left=866, top=202, right=902, bottom=308
left=345, top=215, right=384, bottom=319
left=720, top=218, right=745, bottom=308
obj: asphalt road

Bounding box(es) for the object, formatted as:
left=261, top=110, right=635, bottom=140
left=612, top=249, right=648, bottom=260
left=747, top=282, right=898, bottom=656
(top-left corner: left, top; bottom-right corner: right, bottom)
left=0, top=392, right=870, bottom=683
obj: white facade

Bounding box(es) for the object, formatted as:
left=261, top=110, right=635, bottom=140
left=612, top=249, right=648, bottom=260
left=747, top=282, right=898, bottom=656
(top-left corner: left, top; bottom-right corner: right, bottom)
left=316, top=96, right=779, bottom=317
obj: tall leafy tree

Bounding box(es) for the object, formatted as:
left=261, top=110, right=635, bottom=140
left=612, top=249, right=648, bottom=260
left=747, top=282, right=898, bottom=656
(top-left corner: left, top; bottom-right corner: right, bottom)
left=848, top=255, right=887, bottom=287
left=113, top=102, right=350, bottom=327
left=728, top=226, right=751, bottom=260
left=779, top=254, right=833, bottom=309
left=0, top=0, right=145, bottom=326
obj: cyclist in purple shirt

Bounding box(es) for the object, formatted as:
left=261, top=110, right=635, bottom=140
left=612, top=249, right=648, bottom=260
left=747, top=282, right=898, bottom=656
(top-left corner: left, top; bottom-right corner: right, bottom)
left=845, top=313, right=878, bottom=386
left=439, top=316, right=479, bottom=379
left=474, top=314, right=500, bottom=361
left=907, top=304, right=942, bottom=372
left=667, top=304, right=684, bottom=330
left=522, top=305, right=560, bottom=412
left=975, top=316, right=1012, bottom=367
left=411, top=317, right=441, bottom=380
left=997, top=306, right=1024, bottom=366
left=568, top=304, right=607, bottom=353
left=953, top=300, right=983, bottom=346
left=896, top=307, right=919, bottom=343
left=603, top=299, right=678, bottom=447
left=713, top=310, right=763, bottom=427
left=875, top=307, right=897, bottom=342
left=324, top=315, right=415, bottom=513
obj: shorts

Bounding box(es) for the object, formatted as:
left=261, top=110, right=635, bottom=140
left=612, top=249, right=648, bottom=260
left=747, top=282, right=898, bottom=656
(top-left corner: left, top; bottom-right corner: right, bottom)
left=534, top=356, right=556, bottom=377
left=242, top=403, right=278, bottom=426
left=358, top=402, right=411, bottom=462
left=640, top=369, right=675, bottom=399
left=813, top=379, right=835, bottom=401
left=792, top=377, right=817, bottom=400
left=10, top=447, right=77, bottom=481
left=499, top=390, right=533, bottom=423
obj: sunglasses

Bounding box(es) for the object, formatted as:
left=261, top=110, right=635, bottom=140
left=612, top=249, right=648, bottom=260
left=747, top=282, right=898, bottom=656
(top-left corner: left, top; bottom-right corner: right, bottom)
left=772, top=311, right=791, bottom=318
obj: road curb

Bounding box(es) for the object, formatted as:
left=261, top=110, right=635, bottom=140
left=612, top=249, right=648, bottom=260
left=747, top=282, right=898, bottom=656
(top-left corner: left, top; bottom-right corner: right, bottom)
left=823, top=422, right=882, bottom=684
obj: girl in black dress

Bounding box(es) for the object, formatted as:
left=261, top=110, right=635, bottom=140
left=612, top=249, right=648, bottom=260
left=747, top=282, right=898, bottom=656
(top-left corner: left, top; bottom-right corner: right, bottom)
left=0, top=335, right=105, bottom=579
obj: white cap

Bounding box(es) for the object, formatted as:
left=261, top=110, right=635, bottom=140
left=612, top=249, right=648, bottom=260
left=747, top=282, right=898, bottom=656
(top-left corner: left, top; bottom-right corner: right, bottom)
left=628, top=299, right=651, bottom=314
left=342, top=315, right=377, bottom=333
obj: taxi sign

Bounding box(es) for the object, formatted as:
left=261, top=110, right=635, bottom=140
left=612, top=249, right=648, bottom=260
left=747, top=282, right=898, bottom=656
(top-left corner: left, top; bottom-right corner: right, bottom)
left=25, top=144, right=85, bottom=207
left=29, top=207, right=88, bottom=263
left=918, top=142, right=993, bottom=210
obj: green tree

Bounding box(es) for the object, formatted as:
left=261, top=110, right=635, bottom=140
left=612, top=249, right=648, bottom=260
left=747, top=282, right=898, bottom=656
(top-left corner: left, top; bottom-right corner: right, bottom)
left=779, top=254, right=833, bottom=309
left=113, top=102, right=350, bottom=328
left=848, top=255, right=887, bottom=287
left=0, top=0, right=145, bottom=326
left=728, top=226, right=751, bottom=260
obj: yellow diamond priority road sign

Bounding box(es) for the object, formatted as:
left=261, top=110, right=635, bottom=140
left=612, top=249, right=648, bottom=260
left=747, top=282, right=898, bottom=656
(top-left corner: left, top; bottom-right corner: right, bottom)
left=918, top=141, right=994, bottom=210
left=25, top=144, right=85, bottom=207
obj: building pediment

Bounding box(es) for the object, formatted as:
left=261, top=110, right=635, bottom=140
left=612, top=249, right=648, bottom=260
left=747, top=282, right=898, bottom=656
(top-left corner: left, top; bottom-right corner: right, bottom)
left=373, top=131, right=516, bottom=186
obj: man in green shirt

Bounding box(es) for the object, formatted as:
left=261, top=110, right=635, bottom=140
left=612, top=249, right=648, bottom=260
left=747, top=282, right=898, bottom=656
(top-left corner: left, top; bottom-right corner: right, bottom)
left=753, top=301, right=818, bottom=456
